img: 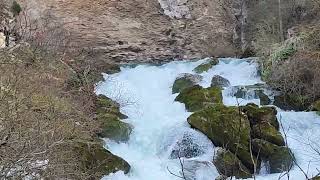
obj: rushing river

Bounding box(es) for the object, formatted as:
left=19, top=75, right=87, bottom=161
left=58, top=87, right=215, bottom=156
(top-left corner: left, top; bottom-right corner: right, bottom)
left=96, top=58, right=320, bottom=180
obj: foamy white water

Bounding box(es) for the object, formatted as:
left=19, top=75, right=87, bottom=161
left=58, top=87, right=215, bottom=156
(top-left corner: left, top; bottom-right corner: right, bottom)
left=96, top=58, right=320, bottom=180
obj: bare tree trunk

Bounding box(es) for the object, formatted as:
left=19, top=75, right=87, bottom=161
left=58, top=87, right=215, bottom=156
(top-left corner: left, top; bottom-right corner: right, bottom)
left=278, top=0, right=284, bottom=42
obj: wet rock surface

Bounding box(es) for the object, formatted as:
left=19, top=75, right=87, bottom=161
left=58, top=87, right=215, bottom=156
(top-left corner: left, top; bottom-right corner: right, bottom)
left=211, top=75, right=230, bottom=88
left=172, top=73, right=202, bottom=93
left=175, top=85, right=222, bottom=111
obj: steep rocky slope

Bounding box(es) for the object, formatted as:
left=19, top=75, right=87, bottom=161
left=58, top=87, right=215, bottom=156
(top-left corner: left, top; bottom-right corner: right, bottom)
left=18, top=0, right=238, bottom=63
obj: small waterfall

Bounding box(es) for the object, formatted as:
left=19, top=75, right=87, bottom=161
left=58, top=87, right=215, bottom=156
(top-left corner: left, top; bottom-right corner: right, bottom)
left=96, top=58, right=320, bottom=180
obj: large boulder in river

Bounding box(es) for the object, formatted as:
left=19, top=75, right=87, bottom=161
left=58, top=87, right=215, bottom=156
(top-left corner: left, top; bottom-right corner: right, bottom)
left=73, top=141, right=130, bottom=177
left=211, top=75, right=230, bottom=88
left=172, top=73, right=203, bottom=94
left=241, top=103, right=279, bottom=130
left=175, top=85, right=222, bottom=112
left=214, top=148, right=251, bottom=179
left=252, top=124, right=285, bottom=146
left=187, top=104, right=258, bottom=171
left=193, top=58, right=219, bottom=73
left=241, top=103, right=284, bottom=146
left=252, top=139, right=294, bottom=173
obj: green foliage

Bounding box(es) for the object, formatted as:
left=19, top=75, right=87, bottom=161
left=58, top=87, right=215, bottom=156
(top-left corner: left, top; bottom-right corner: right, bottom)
left=11, top=1, right=22, bottom=16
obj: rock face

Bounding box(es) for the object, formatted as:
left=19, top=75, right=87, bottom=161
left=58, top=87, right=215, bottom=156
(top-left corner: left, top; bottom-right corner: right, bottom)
left=96, top=95, right=132, bottom=142
left=193, top=58, right=219, bottom=74
left=211, top=75, right=230, bottom=88
left=158, top=0, right=191, bottom=19
left=175, top=85, right=222, bottom=111
left=18, top=0, right=238, bottom=63
left=172, top=73, right=202, bottom=93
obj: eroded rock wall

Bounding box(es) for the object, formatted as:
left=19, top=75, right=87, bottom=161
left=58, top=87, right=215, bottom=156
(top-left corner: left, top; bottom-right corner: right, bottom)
left=17, top=0, right=238, bottom=63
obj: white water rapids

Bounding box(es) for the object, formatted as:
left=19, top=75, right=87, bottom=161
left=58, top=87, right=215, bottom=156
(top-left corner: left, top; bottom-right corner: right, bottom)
left=95, top=58, right=320, bottom=180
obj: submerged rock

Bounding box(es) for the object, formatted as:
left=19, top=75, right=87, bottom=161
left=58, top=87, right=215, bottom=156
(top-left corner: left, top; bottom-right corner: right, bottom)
left=170, top=134, right=205, bottom=159
left=211, top=75, right=230, bottom=88
left=233, top=85, right=271, bottom=105
left=193, top=58, right=219, bottom=73
left=187, top=104, right=258, bottom=171
left=175, top=85, right=222, bottom=111
left=172, top=73, right=203, bottom=93
left=73, top=142, right=131, bottom=177
left=214, top=148, right=252, bottom=179
left=252, top=139, right=294, bottom=173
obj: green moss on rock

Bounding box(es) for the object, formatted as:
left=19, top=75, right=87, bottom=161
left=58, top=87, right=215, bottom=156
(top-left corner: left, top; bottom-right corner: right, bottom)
left=252, top=139, right=294, bottom=173
left=73, top=142, right=130, bottom=177
left=96, top=95, right=132, bottom=142
left=172, top=73, right=202, bottom=94
left=96, top=95, right=128, bottom=119
left=252, top=123, right=285, bottom=146
left=193, top=59, right=219, bottom=73
left=175, top=85, right=223, bottom=112
left=241, top=103, right=279, bottom=130
left=98, top=114, right=132, bottom=142
left=187, top=104, right=258, bottom=171
left=214, top=148, right=252, bottom=179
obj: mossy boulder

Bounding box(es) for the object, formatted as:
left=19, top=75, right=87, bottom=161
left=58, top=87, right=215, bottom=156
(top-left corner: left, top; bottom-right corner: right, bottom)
left=97, top=114, right=132, bottom=142
left=193, top=58, right=219, bottom=73
left=73, top=142, right=130, bottom=177
left=241, top=103, right=279, bottom=130
left=96, top=95, right=128, bottom=119
left=214, top=148, right=252, bottom=179
left=187, top=104, right=258, bottom=171
left=172, top=73, right=203, bottom=94
left=211, top=75, right=230, bottom=88
left=175, top=85, right=222, bottom=112
left=96, top=95, right=132, bottom=142
left=252, top=123, right=285, bottom=146
left=311, top=176, right=320, bottom=180
left=252, top=139, right=294, bottom=173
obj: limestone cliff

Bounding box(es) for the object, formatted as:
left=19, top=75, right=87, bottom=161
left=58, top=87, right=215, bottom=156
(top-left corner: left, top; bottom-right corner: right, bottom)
left=17, top=0, right=238, bottom=63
